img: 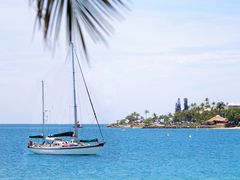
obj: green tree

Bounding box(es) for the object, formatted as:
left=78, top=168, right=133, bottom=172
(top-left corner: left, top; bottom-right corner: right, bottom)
left=211, top=102, right=216, bottom=110
left=145, top=110, right=150, bottom=119
left=225, top=109, right=240, bottom=125
left=152, top=113, right=158, bottom=120
left=163, top=115, right=171, bottom=124
left=143, top=118, right=153, bottom=125
left=125, top=112, right=140, bottom=123
left=200, top=103, right=205, bottom=110
left=216, top=102, right=225, bottom=110
left=204, top=98, right=210, bottom=109
left=216, top=102, right=226, bottom=116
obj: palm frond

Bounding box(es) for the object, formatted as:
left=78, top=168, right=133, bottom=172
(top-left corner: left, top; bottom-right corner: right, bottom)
left=30, top=0, right=128, bottom=60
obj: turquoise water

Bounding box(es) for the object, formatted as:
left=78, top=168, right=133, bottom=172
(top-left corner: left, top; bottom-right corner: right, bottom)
left=0, top=125, right=240, bottom=180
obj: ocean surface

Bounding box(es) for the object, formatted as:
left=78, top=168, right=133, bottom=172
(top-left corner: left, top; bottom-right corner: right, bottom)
left=0, top=125, right=240, bottom=180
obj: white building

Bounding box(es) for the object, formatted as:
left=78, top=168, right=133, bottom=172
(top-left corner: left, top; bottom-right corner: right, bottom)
left=228, top=103, right=240, bottom=109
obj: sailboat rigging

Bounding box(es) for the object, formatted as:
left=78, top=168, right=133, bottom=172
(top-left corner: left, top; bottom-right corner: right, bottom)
left=27, top=43, right=105, bottom=155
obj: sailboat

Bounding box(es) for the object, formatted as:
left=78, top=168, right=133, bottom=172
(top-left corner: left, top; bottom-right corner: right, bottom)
left=27, top=43, right=105, bottom=155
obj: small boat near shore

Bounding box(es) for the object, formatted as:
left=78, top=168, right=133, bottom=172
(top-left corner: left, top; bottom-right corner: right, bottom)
left=28, top=43, right=105, bottom=155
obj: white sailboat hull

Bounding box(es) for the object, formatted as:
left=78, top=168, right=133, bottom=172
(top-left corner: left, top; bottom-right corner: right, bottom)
left=28, top=143, right=104, bottom=155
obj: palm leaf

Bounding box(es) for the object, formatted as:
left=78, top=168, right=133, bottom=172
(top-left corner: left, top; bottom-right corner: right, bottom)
left=30, top=0, right=128, bottom=60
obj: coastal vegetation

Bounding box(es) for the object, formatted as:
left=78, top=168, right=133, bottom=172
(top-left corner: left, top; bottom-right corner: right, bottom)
left=108, top=98, right=240, bottom=128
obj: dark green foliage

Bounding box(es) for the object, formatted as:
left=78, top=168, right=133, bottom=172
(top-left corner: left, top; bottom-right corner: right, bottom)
left=125, top=112, right=140, bottom=123
left=225, top=109, right=240, bottom=125
left=172, top=99, right=240, bottom=125
left=143, top=118, right=153, bottom=125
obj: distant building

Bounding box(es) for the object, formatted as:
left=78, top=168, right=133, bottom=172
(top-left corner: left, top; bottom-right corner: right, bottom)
left=203, top=115, right=228, bottom=127
left=184, top=98, right=189, bottom=110
left=228, top=103, right=240, bottom=109
left=125, top=119, right=130, bottom=124
left=134, top=119, right=143, bottom=123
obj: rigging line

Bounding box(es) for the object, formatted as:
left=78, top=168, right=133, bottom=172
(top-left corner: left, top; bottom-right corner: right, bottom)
left=73, top=47, right=104, bottom=141
left=65, top=46, right=71, bottom=64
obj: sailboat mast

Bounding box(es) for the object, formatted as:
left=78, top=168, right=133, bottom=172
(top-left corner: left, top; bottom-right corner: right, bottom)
left=41, top=80, right=45, bottom=138
left=71, top=43, right=78, bottom=139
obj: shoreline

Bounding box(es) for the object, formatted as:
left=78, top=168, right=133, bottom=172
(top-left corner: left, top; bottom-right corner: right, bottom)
left=212, top=127, right=240, bottom=130
left=107, top=124, right=240, bottom=129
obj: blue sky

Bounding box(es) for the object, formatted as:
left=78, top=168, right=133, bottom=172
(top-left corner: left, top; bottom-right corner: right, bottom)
left=0, top=0, right=240, bottom=124
left=135, top=0, right=240, bottom=14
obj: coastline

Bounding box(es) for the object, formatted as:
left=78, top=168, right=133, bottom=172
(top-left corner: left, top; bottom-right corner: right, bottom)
left=213, top=127, right=240, bottom=130
left=107, top=124, right=240, bottom=129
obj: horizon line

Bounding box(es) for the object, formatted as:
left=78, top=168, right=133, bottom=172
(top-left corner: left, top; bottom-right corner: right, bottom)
left=0, top=123, right=108, bottom=125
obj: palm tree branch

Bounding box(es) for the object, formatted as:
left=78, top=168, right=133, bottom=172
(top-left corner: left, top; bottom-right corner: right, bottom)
left=32, top=0, right=127, bottom=60
left=76, top=1, right=113, bottom=36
